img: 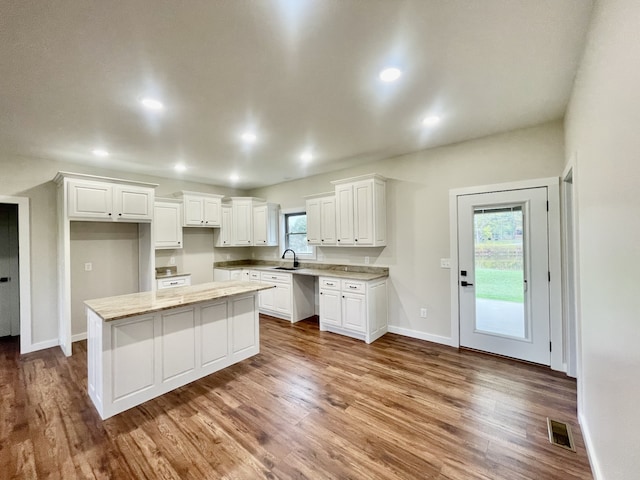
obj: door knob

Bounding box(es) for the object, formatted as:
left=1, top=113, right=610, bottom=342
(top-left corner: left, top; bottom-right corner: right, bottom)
left=461, top=281, right=474, bottom=287
left=0, top=277, right=10, bottom=283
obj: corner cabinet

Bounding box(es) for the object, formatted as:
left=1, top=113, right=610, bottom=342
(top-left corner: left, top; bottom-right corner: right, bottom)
left=319, top=276, right=388, bottom=343
left=154, top=199, right=183, bottom=249
left=331, top=174, right=386, bottom=247
left=214, top=198, right=279, bottom=247
left=173, top=191, right=224, bottom=227
left=305, top=193, right=336, bottom=246
left=65, top=177, right=154, bottom=222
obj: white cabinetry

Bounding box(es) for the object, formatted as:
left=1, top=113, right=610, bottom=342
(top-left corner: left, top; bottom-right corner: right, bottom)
left=175, top=191, right=224, bottom=227
left=67, top=178, right=154, bottom=222
left=156, top=274, right=191, bottom=289
left=215, top=198, right=279, bottom=247
left=259, top=271, right=315, bottom=322
left=253, top=203, right=279, bottom=246
left=305, top=193, right=336, bottom=246
left=214, top=205, right=233, bottom=247
left=213, top=268, right=243, bottom=281
left=331, top=174, right=386, bottom=247
left=319, top=276, right=388, bottom=343
left=154, top=199, right=183, bottom=249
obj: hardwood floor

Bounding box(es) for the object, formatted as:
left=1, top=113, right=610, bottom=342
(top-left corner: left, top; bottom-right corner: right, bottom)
left=0, top=316, right=593, bottom=479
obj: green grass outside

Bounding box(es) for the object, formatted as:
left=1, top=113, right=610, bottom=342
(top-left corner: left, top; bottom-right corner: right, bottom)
left=475, top=268, right=524, bottom=303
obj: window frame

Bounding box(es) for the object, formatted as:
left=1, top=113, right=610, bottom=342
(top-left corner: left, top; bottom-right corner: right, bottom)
left=280, top=208, right=316, bottom=260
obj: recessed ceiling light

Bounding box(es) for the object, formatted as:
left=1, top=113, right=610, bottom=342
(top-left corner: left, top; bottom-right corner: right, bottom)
left=140, top=97, right=164, bottom=111
left=92, top=148, right=109, bottom=158
left=422, top=115, right=441, bottom=127
left=300, top=151, right=313, bottom=162
left=240, top=132, right=257, bottom=144
left=230, top=174, right=240, bottom=182
left=379, top=67, right=402, bottom=82
left=174, top=163, right=186, bottom=172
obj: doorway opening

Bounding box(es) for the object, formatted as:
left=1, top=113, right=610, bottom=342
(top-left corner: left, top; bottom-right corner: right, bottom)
left=0, top=196, right=32, bottom=354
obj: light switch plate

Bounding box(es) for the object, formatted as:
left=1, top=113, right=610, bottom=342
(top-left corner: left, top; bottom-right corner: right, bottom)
left=440, top=258, right=451, bottom=269
left=84, top=262, right=92, bottom=271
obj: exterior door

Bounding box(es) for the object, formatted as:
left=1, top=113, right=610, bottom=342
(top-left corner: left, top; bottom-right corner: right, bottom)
left=0, top=204, right=20, bottom=337
left=457, top=187, right=550, bottom=365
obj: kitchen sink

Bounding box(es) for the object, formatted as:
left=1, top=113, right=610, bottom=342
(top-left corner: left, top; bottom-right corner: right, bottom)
left=272, top=266, right=299, bottom=271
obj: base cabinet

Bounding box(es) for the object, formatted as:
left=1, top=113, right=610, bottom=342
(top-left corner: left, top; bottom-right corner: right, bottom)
left=319, top=277, right=388, bottom=343
left=87, top=294, right=259, bottom=419
left=258, top=271, right=314, bottom=322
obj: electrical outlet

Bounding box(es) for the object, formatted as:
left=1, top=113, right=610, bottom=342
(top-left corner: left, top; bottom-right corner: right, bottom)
left=169, top=256, right=176, bottom=265
left=317, top=253, right=324, bottom=261
left=226, top=254, right=230, bottom=260
left=420, top=308, right=427, bottom=318
left=440, top=258, right=451, bottom=269
left=84, top=262, right=92, bottom=271
left=364, top=256, right=370, bottom=265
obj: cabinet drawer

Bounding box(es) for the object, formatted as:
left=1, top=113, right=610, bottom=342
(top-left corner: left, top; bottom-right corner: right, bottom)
left=157, top=276, right=191, bottom=289
left=341, top=279, right=365, bottom=293
left=260, top=272, right=291, bottom=284
left=319, top=277, right=340, bottom=290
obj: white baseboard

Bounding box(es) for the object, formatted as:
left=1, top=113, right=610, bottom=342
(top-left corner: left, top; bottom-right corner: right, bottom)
left=72, top=332, right=87, bottom=343
left=387, top=325, right=455, bottom=347
left=578, top=412, right=602, bottom=480
left=21, top=338, right=59, bottom=354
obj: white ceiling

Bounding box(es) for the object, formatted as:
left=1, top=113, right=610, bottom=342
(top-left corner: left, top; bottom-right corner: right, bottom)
left=0, top=1, right=593, bottom=189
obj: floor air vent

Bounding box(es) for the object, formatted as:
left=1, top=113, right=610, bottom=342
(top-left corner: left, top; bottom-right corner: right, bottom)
left=547, top=418, right=576, bottom=452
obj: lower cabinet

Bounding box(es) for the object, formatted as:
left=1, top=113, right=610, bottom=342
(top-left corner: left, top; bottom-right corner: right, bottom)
left=258, top=271, right=315, bottom=322
left=156, top=274, right=192, bottom=289
left=319, top=276, right=388, bottom=343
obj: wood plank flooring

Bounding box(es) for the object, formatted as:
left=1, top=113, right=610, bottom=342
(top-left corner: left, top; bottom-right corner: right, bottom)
left=0, top=316, right=593, bottom=479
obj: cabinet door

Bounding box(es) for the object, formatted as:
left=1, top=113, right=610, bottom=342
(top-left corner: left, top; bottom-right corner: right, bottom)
left=232, top=201, right=252, bottom=245
left=215, top=205, right=232, bottom=246
left=274, top=283, right=292, bottom=315
left=259, top=284, right=275, bottom=311
left=335, top=184, right=354, bottom=245
left=252, top=205, right=268, bottom=245
left=154, top=202, right=183, bottom=249
left=320, top=196, right=337, bottom=245
left=203, top=197, right=221, bottom=226
left=115, top=185, right=153, bottom=221
left=184, top=197, right=204, bottom=226
left=305, top=199, right=321, bottom=245
left=353, top=180, right=373, bottom=245
left=68, top=181, right=113, bottom=219
left=319, top=289, right=341, bottom=327
left=342, top=292, right=366, bottom=332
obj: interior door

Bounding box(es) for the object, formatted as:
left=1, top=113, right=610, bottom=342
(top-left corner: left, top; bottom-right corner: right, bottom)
left=457, top=188, right=550, bottom=365
left=0, top=204, right=20, bottom=337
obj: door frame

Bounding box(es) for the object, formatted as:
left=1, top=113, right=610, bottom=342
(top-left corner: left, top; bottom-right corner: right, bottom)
left=448, top=177, right=563, bottom=371
left=0, top=195, right=32, bottom=354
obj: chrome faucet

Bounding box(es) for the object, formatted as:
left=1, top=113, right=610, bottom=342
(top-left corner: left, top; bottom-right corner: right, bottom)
left=281, top=249, right=299, bottom=268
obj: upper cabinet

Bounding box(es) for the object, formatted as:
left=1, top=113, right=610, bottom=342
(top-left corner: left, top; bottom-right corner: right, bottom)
left=305, top=193, right=336, bottom=246
left=253, top=203, right=279, bottom=246
left=214, top=197, right=279, bottom=247
left=55, top=172, right=156, bottom=222
left=174, top=191, right=224, bottom=227
left=154, top=199, right=183, bottom=249
left=331, top=174, right=387, bottom=247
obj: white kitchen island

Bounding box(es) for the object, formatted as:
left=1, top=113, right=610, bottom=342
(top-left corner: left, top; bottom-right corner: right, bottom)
left=85, top=281, right=272, bottom=419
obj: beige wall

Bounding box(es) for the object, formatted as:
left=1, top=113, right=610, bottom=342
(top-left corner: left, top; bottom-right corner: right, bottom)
left=0, top=154, right=242, bottom=348
left=250, top=121, right=565, bottom=340
left=564, top=0, right=640, bottom=477
left=70, top=222, right=140, bottom=336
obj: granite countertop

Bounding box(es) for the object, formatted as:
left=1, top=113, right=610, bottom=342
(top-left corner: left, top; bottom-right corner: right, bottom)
left=85, top=281, right=273, bottom=322
left=213, top=261, right=389, bottom=281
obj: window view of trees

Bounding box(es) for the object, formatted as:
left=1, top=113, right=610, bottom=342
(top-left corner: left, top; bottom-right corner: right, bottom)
left=286, top=213, right=312, bottom=254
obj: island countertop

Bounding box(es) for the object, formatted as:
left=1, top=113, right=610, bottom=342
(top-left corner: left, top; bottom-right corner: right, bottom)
left=85, top=281, right=274, bottom=322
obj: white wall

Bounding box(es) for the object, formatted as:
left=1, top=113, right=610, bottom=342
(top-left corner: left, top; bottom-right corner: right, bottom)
left=250, top=121, right=565, bottom=342
left=70, top=222, right=139, bottom=337
left=0, top=154, right=242, bottom=348
left=564, top=0, right=640, bottom=477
